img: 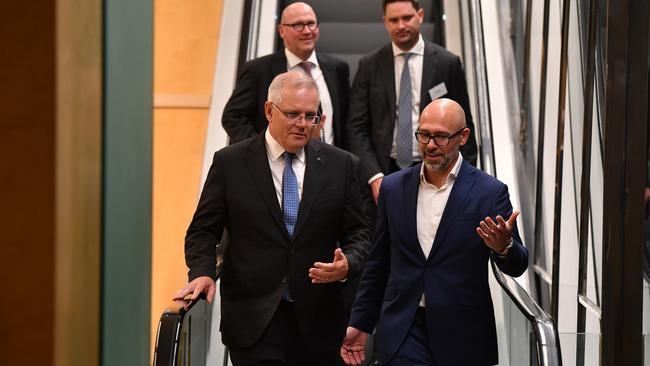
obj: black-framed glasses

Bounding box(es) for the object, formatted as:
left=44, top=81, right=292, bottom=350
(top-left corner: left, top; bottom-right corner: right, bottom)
left=272, top=103, right=321, bottom=125
left=280, top=21, right=319, bottom=31
left=414, top=128, right=466, bottom=146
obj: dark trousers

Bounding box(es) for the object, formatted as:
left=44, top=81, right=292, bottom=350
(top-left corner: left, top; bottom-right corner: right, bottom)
left=386, top=308, right=437, bottom=366
left=228, top=300, right=340, bottom=366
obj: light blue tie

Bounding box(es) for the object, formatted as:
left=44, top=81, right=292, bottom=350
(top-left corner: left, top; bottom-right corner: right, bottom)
left=397, top=52, right=413, bottom=169
left=283, top=152, right=299, bottom=237
left=282, top=152, right=299, bottom=302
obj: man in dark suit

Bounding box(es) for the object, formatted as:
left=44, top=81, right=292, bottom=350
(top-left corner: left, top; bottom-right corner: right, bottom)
left=341, top=99, right=528, bottom=366
left=347, top=0, right=478, bottom=203
left=174, top=70, right=370, bottom=366
left=222, top=1, right=350, bottom=149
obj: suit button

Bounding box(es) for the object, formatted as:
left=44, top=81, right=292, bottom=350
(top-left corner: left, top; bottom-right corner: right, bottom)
left=281, top=277, right=288, bottom=284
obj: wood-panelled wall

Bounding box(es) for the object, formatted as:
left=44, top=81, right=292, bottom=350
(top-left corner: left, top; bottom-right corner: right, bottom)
left=1, top=3, right=56, bottom=364
left=151, top=0, right=223, bottom=355
left=0, top=1, right=101, bottom=365
left=55, top=0, right=102, bottom=365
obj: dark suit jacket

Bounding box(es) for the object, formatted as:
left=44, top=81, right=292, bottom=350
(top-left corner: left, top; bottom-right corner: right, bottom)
left=347, top=41, right=479, bottom=182
left=185, top=133, right=370, bottom=351
left=349, top=160, right=528, bottom=365
left=222, top=51, right=351, bottom=149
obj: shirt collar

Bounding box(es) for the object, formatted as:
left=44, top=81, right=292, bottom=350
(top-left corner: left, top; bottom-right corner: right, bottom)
left=265, top=128, right=306, bottom=163
left=392, top=34, right=425, bottom=57
left=419, top=152, right=463, bottom=188
left=285, top=48, right=319, bottom=69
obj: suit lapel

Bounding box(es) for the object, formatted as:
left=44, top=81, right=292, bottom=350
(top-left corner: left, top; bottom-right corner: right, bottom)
left=292, top=141, right=323, bottom=241
left=318, top=55, right=341, bottom=145
left=428, top=161, right=475, bottom=260
left=243, top=134, right=290, bottom=242
left=403, top=165, right=427, bottom=262
left=379, top=45, right=397, bottom=131
left=420, top=42, right=437, bottom=112
left=273, top=51, right=288, bottom=75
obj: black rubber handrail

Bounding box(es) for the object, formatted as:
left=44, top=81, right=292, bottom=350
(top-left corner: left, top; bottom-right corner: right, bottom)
left=153, top=237, right=227, bottom=366
left=152, top=292, right=208, bottom=366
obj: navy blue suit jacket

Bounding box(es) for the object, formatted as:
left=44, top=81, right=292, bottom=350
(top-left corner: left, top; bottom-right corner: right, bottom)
left=349, top=160, right=528, bottom=365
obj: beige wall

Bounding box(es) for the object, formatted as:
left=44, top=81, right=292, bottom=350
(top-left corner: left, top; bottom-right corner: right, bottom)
left=151, top=0, right=223, bottom=356
left=56, top=0, right=102, bottom=365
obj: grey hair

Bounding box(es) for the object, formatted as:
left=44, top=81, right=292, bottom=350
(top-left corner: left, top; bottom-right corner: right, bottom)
left=267, top=69, right=319, bottom=105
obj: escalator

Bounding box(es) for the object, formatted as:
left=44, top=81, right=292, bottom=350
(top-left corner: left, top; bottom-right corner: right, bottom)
left=150, top=0, right=650, bottom=364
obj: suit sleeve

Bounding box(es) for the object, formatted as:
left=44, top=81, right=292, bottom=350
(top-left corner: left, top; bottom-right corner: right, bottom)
left=185, top=152, right=227, bottom=281
left=336, top=61, right=351, bottom=149
left=339, top=153, right=372, bottom=277
left=489, top=184, right=529, bottom=277
left=448, top=56, right=478, bottom=166
left=347, top=57, right=383, bottom=182
left=348, top=184, right=392, bottom=332
left=222, top=62, right=261, bottom=143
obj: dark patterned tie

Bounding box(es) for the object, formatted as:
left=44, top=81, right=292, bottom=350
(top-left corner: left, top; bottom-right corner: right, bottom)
left=396, top=53, right=413, bottom=169
left=297, top=62, right=324, bottom=141
left=298, top=61, right=313, bottom=76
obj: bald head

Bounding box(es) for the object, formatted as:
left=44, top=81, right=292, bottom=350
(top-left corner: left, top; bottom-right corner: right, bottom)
left=281, top=2, right=315, bottom=23
left=419, top=98, right=466, bottom=131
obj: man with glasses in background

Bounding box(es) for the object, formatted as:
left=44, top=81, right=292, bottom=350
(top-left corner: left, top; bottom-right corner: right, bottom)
left=175, top=70, right=370, bottom=366
left=341, top=99, right=528, bottom=366
left=222, top=1, right=350, bottom=149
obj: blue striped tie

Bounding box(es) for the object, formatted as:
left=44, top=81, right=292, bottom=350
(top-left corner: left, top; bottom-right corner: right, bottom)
left=397, top=52, right=413, bottom=169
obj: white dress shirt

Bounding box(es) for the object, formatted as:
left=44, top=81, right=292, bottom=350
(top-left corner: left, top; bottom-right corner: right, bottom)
left=417, top=153, right=463, bottom=306
left=265, top=129, right=306, bottom=206
left=285, top=49, right=335, bottom=145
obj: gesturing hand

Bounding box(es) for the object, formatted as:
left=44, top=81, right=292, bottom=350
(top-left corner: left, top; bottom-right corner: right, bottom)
left=340, top=327, right=368, bottom=365
left=309, top=248, right=349, bottom=283
left=476, top=210, right=520, bottom=253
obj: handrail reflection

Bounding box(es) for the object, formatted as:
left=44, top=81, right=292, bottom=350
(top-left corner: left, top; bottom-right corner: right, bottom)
left=465, top=0, right=562, bottom=365
left=491, top=262, right=562, bottom=365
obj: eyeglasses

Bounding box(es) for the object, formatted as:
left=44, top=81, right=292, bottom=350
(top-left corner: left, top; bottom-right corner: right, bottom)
left=414, top=128, right=466, bottom=146
left=272, top=103, right=321, bottom=125
left=280, top=21, right=319, bottom=31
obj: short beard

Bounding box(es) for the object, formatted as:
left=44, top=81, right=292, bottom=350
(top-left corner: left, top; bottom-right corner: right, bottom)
left=422, top=148, right=459, bottom=172
left=423, top=157, right=450, bottom=171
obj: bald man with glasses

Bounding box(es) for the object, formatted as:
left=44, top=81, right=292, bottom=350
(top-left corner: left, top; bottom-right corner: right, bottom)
left=222, top=2, right=351, bottom=150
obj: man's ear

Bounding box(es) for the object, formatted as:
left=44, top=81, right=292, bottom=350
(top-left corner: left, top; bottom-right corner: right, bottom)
left=264, top=101, right=273, bottom=122
left=459, top=127, right=470, bottom=146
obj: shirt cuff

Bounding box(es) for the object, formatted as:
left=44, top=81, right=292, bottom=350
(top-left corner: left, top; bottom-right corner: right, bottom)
left=368, top=173, right=384, bottom=185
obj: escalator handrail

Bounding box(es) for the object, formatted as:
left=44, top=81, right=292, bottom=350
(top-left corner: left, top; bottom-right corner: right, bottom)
left=153, top=246, right=225, bottom=366
left=153, top=292, right=208, bottom=366
left=491, top=261, right=562, bottom=365
left=465, top=1, right=562, bottom=365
